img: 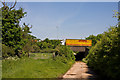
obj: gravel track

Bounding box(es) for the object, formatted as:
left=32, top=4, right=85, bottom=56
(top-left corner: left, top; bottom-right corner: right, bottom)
left=62, top=61, right=97, bottom=80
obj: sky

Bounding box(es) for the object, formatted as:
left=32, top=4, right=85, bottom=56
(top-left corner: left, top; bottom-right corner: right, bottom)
left=15, top=2, right=118, bottom=40
left=4, top=0, right=120, bottom=2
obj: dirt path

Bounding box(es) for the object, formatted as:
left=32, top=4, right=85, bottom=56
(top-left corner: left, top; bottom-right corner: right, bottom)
left=62, top=61, right=97, bottom=80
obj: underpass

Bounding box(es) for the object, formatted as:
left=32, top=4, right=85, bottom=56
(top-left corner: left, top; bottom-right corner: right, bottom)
left=61, top=39, right=96, bottom=79
left=65, top=39, right=91, bottom=61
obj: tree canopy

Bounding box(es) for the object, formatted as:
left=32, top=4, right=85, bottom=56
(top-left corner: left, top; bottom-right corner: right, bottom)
left=2, top=2, right=34, bottom=57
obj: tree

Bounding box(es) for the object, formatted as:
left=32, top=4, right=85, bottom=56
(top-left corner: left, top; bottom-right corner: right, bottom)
left=43, top=38, right=49, bottom=43
left=2, top=1, right=26, bottom=49
left=20, top=23, right=33, bottom=57
left=86, top=34, right=102, bottom=46
left=2, top=1, right=33, bottom=57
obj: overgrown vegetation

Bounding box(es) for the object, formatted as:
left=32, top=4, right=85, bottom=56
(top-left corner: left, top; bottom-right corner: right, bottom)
left=54, top=45, right=75, bottom=64
left=83, top=12, right=120, bottom=79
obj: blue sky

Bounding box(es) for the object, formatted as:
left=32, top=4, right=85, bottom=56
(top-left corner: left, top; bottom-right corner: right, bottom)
left=16, top=2, right=118, bottom=40
left=4, top=0, right=120, bottom=2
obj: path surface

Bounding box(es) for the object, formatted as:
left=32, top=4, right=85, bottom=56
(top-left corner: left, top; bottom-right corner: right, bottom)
left=62, top=61, right=97, bottom=80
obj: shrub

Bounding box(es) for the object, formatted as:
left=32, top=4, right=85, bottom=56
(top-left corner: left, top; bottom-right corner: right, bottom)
left=2, top=44, right=15, bottom=58
left=32, top=45, right=40, bottom=53
left=84, top=26, right=120, bottom=79
left=54, top=45, right=75, bottom=64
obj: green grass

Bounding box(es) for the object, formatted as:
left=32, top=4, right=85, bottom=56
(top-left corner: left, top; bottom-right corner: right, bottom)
left=30, top=53, right=53, bottom=59
left=2, top=53, right=74, bottom=78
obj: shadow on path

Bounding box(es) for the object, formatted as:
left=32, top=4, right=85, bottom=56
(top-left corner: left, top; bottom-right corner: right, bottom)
left=61, top=61, right=99, bottom=80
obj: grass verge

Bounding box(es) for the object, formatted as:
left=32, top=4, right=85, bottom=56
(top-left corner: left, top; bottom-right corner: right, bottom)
left=2, top=53, right=74, bottom=78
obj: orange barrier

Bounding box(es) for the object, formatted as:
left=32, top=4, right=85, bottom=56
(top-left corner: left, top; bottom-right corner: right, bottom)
left=66, top=39, right=92, bottom=46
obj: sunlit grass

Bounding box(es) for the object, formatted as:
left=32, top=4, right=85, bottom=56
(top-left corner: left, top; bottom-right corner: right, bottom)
left=2, top=53, right=73, bottom=78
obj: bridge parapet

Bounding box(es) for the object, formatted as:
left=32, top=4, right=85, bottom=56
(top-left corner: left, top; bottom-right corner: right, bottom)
left=65, top=39, right=92, bottom=47
left=65, top=39, right=92, bottom=52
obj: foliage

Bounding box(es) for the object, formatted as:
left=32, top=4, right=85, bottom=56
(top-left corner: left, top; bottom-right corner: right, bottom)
left=31, top=44, right=40, bottom=53
left=43, top=38, right=61, bottom=48
left=2, top=5, right=26, bottom=49
left=84, top=26, right=120, bottom=79
left=36, top=38, right=62, bottom=53
left=54, top=45, right=75, bottom=64
left=2, top=3, right=23, bottom=57
left=2, top=44, right=15, bottom=58
left=37, top=42, right=53, bottom=49
left=37, top=38, right=61, bottom=50
left=86, top=34, right=102, bottom=46
left=1, top=3, right=35, bottom=58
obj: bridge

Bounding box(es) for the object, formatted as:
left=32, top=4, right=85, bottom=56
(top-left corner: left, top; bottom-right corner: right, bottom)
left=65, top=39, right=92, bottom=60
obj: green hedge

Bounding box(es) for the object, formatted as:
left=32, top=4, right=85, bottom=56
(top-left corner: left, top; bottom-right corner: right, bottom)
left=54, top=45, right=75, bottom=64
left=83, top=26, right=120, bottom=79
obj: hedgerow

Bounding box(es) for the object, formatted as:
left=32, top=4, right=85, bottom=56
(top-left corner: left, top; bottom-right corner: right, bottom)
left=54, top=45, right=75, bottom=64
left=84, top=26, right=120, bottom=79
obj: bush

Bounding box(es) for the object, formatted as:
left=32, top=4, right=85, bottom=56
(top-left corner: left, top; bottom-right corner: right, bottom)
left=54, top=45, right=75, bottom=64
left=84, top=26, right=120, bottom=79
left=32, top=45, right=40, bottom=53
left=2, top=44, right=15, bottom=58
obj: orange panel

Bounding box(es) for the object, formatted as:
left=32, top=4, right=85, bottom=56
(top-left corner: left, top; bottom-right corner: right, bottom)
left=66, top=39, right=92, bottom=46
